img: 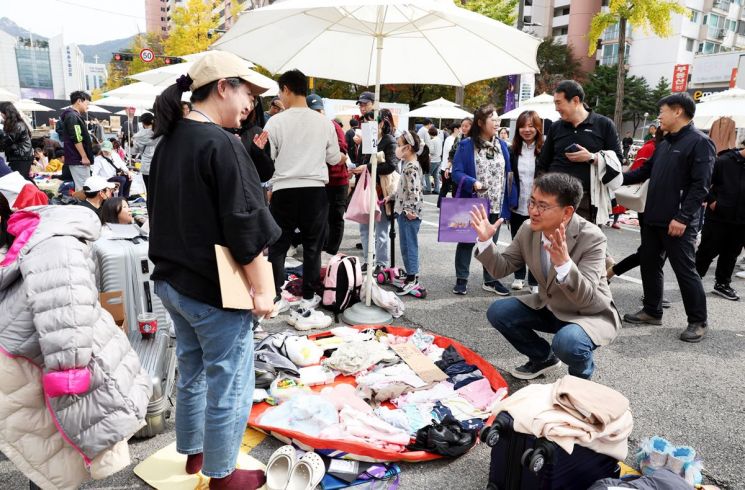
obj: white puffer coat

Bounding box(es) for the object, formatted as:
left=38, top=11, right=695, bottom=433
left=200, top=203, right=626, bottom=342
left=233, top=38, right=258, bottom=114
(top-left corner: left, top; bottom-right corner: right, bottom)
left=0, top=205, right=152, bottom=489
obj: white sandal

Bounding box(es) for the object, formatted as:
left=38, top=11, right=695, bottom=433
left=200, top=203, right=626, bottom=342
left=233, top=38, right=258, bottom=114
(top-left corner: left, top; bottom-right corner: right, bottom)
left=285, top=451, right=326, bottom=490
left=265, top=445, right=297, bottom=490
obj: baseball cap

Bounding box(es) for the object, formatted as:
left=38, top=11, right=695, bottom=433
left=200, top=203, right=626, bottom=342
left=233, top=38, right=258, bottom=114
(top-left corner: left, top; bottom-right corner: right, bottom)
left=306, top=94, right=324, bottom=111
left=83, top=176, right=116, bottom=193
left=356, top=91, right=375, bottom=105
left=188, top=50, right=271, bottom=95
left=101, top=140, right=114, bottom=152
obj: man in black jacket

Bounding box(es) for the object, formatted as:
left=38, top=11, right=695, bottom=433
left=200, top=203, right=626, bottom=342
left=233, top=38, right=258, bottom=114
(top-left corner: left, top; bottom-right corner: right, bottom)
left=623, top=93, right=715, bottom=342
left=538, top=80, right=623, bottom=222
left=695, top=147, right=745, bottom=301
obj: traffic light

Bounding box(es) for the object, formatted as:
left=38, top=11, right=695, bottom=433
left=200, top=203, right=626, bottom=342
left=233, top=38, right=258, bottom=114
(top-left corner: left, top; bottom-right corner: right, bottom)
left=112, top=52, right=134, bottom=62
left=163, top=57, right=185, bottom=65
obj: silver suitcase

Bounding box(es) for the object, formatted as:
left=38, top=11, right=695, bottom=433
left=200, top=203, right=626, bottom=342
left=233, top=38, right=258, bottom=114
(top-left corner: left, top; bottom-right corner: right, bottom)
left=92, top=234, right=177, bottom=438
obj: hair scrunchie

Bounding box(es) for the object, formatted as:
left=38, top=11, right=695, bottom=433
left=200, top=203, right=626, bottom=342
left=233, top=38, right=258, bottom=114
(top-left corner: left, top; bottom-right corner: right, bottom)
left=176, top=74, right=192, bottom=91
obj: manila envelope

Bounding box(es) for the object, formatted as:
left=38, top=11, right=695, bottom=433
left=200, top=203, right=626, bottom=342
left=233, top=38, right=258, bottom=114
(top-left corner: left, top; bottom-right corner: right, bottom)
left=214, top=245, right=254, bottom=310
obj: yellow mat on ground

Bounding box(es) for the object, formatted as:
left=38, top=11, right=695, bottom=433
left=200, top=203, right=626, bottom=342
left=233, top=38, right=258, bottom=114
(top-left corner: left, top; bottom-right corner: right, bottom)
left=134, top=428, right=267, bottom=489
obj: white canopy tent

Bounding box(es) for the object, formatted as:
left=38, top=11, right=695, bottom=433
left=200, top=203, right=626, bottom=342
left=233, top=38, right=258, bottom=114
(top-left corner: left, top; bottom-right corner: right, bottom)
left=213, top=0, right=540, bottom=324
left=408, top=97, right=471, bottom=120
left=693, top=88, right=745, bottom=129
left=497, top=93, right=559, bottom=121
left=0, top=87, right=19, bottom=102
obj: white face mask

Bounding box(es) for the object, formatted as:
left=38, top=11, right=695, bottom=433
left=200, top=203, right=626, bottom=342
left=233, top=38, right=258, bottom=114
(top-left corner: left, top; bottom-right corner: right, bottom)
left=395, top=146, right=405, bottom=160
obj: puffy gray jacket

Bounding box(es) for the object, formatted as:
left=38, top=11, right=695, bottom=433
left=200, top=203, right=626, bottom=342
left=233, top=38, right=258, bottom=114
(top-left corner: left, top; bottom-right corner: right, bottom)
left=132, top=127, right=161, bottom=175
left=0, top=205, right=152, bottom=462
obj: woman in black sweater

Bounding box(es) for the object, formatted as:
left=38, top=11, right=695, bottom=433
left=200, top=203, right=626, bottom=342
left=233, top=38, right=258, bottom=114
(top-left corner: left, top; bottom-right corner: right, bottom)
left=0, top=102, right=34, bottom=181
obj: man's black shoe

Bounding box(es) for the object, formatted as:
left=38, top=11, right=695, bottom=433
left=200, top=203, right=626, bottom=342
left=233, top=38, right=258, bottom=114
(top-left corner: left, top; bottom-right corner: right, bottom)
left=641, top=296, right=671, bottom=308
left=713, top=283, right=739, bottom=301
left=509, top=356, right=562, bottom=380
left=624, top=309, right=662, bottom=325
left=680, top=322, right=707, bottom=343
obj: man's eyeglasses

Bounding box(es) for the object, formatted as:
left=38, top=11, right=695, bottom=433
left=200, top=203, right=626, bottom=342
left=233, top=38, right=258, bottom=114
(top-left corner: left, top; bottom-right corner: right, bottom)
left=528, top=198, right=561, bottom=214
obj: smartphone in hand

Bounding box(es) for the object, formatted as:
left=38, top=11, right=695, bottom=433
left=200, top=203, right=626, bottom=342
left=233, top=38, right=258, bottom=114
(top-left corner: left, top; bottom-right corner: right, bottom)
left=564, top=143, right=581, bottom=153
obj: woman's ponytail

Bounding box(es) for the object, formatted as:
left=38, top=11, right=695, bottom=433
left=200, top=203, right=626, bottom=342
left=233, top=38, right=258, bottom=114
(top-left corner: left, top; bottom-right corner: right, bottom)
left=153, top=74, right=191, bottom=138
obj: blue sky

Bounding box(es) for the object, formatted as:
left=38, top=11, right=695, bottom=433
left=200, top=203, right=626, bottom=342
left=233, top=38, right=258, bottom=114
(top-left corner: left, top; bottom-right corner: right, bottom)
left=4, top=0, right=145, bottom=44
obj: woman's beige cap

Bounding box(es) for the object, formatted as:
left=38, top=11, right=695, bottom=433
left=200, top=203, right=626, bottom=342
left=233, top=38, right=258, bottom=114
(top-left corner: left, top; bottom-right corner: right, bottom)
left=188, top=50, right=270, bottom=95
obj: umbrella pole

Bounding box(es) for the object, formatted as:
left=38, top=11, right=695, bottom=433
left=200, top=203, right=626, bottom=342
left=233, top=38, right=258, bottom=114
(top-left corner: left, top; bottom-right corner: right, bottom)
left=342, top=29, right=392, bottom=326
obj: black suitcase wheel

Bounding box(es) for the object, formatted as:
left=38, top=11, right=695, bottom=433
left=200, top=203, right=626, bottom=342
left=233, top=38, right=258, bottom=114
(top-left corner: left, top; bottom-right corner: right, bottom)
left=529, top=451, right=546, bottom=473
left=479, top=425, right=501, bottom=446
left=521, top=448, right=534, bottom=468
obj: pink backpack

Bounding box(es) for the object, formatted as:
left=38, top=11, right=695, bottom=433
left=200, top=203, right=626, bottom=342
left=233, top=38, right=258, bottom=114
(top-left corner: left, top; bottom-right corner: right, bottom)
left=322, top=254, right=363, bottom=316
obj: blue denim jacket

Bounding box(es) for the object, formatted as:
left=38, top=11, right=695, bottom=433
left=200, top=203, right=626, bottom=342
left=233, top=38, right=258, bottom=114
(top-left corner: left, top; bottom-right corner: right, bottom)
left=452, top=137, right=518, bottom=220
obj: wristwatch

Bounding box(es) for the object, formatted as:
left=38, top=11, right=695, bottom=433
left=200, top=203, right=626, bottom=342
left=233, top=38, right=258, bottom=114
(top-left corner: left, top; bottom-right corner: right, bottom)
left=588, top=154, right=596, bottom=164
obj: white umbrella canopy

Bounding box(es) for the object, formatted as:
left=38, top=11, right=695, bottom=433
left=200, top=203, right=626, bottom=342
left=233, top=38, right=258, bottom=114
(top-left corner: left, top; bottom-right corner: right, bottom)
left=498, top=92, right=559, bottom=121
left=114, top=108, right=151, bottom=116
left=103, top=81, right=163, bottom=98
left=13, top=99, right=53, bottom=112
left=423, top=97, right=459, bottom=107
left=62, top=103, right=111, bottom=114
left=97, top=96, right=157, bottom=110
left=213, top=0, right=539, bottom=86
left=408, top=104, right=472, bottom=119
left=693, top=88, right=745, bottom=129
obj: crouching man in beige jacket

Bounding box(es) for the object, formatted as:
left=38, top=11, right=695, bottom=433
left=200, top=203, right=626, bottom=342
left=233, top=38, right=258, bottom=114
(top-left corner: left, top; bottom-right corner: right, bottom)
left=471, top=173, right=621, bottom=380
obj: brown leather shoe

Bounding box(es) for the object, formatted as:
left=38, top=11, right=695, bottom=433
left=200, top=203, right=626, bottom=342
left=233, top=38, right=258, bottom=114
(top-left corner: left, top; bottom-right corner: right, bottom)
left=680, top=322, right=707, bottom=343
left=623, top=309, right=662, bottom=325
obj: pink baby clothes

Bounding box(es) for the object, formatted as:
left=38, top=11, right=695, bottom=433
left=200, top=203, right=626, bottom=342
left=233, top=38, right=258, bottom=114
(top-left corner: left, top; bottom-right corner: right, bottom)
left=320, top=383, right=373, bottom=413
left=456, top=378, right=506, bottom=411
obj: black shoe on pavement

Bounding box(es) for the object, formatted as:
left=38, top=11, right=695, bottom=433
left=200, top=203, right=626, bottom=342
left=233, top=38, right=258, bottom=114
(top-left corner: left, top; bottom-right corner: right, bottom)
left=355, top=242, right=363, bottom=250
left=509, top=356, right=562, bottom=380
left=452, top=279, right=468, bottom=295
left=641, top=296, right=671, bottom=309
left=483, top=281, right=510, bottom=296
left=713, top=283, right=739, bottom=301
left=624, top=309, right=663, bottom=325
left=680, top=322, right=707, bottom=343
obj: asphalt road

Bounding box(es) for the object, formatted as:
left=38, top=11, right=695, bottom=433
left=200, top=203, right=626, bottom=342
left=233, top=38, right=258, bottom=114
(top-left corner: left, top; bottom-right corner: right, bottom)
left=2, top=194, right=743, bottom=489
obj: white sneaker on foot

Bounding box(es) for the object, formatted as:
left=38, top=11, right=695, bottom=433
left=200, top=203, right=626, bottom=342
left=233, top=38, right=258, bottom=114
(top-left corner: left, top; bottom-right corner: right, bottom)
left=298, top=294, right=322, bottom=311
left=287, top=308, right=332, bottom=331
left=736, top=270, right=745, bottom=279
left=511, top=279, right=524, bottom=290
left=270, top=298, right=291, bottom=318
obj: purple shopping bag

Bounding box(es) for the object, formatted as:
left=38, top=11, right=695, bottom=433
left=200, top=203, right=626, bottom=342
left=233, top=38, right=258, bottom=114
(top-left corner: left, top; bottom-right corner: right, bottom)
left=438, top=178, right=490, bottom=243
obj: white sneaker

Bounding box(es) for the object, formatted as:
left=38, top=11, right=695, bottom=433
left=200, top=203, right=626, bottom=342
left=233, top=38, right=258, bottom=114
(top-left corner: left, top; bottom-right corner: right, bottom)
left=530, top=285, right=539, bottom=295
left=288, top=308, right=332, bottom=331
left=736, top=270, right=745, bottom=280
left=270, top=298, right=291, bottom=318
left=298, top=294, right=322, bottom=310
left=511, top=279, right=524, bottom=290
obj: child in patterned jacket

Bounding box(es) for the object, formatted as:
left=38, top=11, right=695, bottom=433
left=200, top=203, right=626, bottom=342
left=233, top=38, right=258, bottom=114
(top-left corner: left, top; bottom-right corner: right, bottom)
left=393, top=130, right=426, bottom=296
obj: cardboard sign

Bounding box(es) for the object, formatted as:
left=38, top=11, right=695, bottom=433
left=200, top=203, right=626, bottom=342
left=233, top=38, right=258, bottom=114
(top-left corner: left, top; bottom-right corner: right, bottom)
left=391, top=343, right=448, bottom=384
left=100, top=291, right=128, bottom=334
left=214, top=245, right=254, bottom=310
left=361, top=121, right=378, bottom=155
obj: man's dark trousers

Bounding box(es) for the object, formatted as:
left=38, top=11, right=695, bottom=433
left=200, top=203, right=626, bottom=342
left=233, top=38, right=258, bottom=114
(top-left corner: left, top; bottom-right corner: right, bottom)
left=696, top=219, right=745, bottom=285
left=324, top=184, right=348, bottom=255
left=269, top=187, right=328, bottom=300
left=640, top=224, right=707, bottom=323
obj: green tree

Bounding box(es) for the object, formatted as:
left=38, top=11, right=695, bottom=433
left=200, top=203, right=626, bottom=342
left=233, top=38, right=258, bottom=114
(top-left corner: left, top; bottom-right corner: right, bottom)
left=103, top=34, right=168, bottom=91
left=459, top=0, right=519, bottom=25
left=588, top=0, right=687, bottom=130
left=584, top=65, right=655, bottom=135
left=650, top=77, right=671, bottom=105
left=536, top=37, right=584, bottom=93
left=163, top=0, right=220, bottom=56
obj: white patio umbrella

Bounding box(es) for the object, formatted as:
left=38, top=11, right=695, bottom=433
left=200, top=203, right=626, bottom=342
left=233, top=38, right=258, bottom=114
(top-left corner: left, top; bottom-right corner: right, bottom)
left=693, top=88, right=745, bottom=129
left=129, top=51, right=279, bottom=96
left=13, top=99, right=53, bottom=112
left=497, top=92, right=559, bottom=121
left=408, top=104, right=471, bottom=120
left=97, top=96, right=157, bottom=110
left=63, top=103, right=111, bottom=114
left=213, top=0, right=540, bottom=324
left=423, top=97, right=460, bottom=107
left=103, top=81, right=163, bottom=99
left=114, top=108, right=151, bottom=116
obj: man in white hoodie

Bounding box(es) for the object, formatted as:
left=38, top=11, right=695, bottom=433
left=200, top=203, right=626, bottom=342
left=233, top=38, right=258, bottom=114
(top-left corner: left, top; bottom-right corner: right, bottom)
left=264, top=69, right=344, bottom=319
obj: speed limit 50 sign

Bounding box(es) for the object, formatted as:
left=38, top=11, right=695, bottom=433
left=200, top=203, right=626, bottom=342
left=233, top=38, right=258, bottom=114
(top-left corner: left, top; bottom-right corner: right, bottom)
left=140, top=48, right=155, bottom=63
